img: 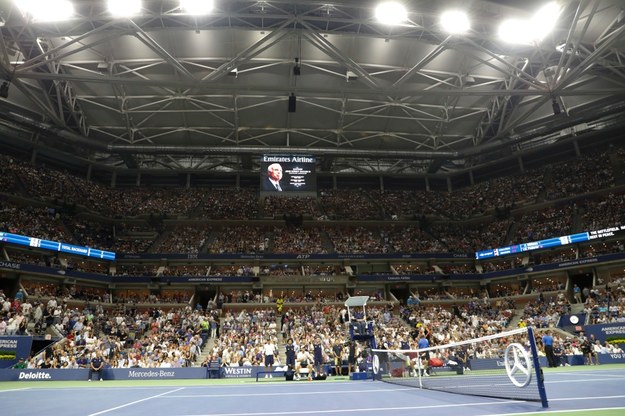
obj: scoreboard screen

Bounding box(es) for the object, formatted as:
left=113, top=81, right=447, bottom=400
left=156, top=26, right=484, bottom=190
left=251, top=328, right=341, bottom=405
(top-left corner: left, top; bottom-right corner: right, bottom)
left=260, top=154, right=316, bottom=193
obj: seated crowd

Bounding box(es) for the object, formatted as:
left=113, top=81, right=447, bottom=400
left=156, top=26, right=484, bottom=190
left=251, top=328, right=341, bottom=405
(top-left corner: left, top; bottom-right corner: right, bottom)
left=2, top=287, right=214, bottom=370
left=3, top=280, right=625, bottom=373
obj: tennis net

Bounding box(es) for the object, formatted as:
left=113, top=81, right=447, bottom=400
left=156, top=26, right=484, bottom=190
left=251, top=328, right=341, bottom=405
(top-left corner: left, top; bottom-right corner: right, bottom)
left=371, top=326, right=548, bottom=407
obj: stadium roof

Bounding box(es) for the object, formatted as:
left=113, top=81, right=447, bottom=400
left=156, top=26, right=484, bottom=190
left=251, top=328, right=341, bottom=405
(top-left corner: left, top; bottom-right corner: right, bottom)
left=0, top=0, right=624, bottom=176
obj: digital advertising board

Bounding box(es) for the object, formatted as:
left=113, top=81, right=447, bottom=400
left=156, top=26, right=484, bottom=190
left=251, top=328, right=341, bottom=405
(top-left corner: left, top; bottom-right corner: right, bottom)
left=260, top=154, right=316, bottom=193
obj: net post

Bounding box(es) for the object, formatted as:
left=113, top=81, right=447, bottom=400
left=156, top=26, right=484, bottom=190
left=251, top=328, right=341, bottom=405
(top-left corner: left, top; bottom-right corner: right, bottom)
left=527, top=326, right=549, bottom=408
left=416, top=354, right=423, bottom=388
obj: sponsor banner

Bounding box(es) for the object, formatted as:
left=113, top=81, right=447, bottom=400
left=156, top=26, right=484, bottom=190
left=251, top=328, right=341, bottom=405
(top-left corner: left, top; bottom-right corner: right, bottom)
left=221, top=366, right=286, bottom=379
left=0, top=367, right=208, bottom=381
left=583, top=323, right=625, bottom=346
left=166, top=276, right=253, bottom=284
left=356, top=274, right=482, bottom=282
left=469, top=356, right=542, bottom=371
left=221, top=365, right=306, bottom=378
left=0, top=369, right=86, bottom=381
left=357, top=275, right=437, bottom=282
left=469, top=353, right=625, bottom=371
left=221, top=366, right=255, bottom=378
left=0, top=366, right=279, bottom=381
left=0, top=261, right=21, bottom=270
left=481, top=252, right=625, bottom=278
left=0, top=336, right=33, bottom=369
left=118, top=252, right=473, bottom=261
left=532, top=252, right=625, bottom=273
left=110, top=368, right=207, bottom=380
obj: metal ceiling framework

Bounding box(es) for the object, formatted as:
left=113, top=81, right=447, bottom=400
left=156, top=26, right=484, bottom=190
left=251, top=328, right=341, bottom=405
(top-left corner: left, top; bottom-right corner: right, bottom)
left=0, top=0, right=624, bottom=175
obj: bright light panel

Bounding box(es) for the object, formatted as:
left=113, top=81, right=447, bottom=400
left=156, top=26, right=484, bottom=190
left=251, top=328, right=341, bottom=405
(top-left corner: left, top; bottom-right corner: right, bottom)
left=375, top=1, right=408, bottom=25
left=108, top=0, right=142, bottom=17
left=531, top=2, right=562, bottom=42
left=498, top=1, right=562, bottom=45
left=180, top=0, right=214, bottom=15
left=15, top=0, right=74, bottom=22
left=440, top=10, right=470, bottom=34
left=498, top=18, right=533, bottom=45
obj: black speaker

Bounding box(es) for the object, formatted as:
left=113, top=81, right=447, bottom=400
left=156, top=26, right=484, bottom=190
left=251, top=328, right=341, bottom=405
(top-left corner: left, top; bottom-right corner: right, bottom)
left=288, top=94, right=296, bottom=113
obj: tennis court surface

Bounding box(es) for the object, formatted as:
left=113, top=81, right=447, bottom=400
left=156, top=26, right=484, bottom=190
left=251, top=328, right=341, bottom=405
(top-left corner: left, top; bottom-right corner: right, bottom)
left=2, top=365, right=624, bottom=416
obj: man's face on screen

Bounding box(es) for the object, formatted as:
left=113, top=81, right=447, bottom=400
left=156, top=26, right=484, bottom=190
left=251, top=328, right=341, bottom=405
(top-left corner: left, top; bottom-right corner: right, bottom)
left=268, top=165, right=283, bottom=181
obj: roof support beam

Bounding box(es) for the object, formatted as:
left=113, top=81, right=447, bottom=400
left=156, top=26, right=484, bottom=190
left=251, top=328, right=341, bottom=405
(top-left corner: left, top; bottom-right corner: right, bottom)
left=302, top=26, right=379, bottom=89
left=128, top=20, right=197, bottom=83
left=393, top=36, right=452, bottom=88
left=199, top=20, right=295, bottom=83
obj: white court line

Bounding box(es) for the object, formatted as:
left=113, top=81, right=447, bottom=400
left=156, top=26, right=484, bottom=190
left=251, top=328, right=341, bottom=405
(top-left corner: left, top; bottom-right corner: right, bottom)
left=87, top=387, right=185, bottom=416
left=160, top=387, right=415, bottom=398
left=167, top=396, right=625, bottom=416
left=174, top=400, right=524, bottom=416
left=156, top=379, right=625, bottom=398
left=479, top=406, right=625, bottom=416
left=0, top=383, right=400, bottom=394
left=555, top=372, right=625, bottom=378
left=0, top=387, right=31, bottom=393
left=168, top=394, right=625, bottom=416
left=550, top=395, right=625, bottom=402
left=545, top=377, right=625, bottom=384
left=2, top=386, right=184, bottom=392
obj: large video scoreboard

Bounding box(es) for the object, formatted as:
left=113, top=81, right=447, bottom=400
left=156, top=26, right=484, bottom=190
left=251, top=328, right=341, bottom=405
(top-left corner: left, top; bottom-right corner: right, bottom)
left=260, top=154, right=316, bottom=193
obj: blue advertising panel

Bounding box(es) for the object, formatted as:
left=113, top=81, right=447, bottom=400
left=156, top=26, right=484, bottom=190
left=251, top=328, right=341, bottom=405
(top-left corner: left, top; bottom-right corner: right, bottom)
left=476, top=225, right=625, bottom=260
left=583, top=323, right=625, bottom=346
left=0, top=367, right=208, bottom=381
left=469, top=353, right=625, bottom=371
left=0, top=336, right=33, bottom=369
left=118, top=252, right=473, bottom=261
left=0, top=231, right=115, bottom=261
left=0, top=366, right=285, bottom=381
left=356, top=274, right=482, bottom=282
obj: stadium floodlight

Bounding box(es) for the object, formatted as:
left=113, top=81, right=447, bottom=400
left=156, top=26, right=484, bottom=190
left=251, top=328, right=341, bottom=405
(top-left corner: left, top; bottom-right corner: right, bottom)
left=14, top=0, right=75, bottom=22
left=375, top=1, right=408, bottom=25
left=498, top=2, right=561, bottom=45
left=108, top=0, right=142, bottom=18
left=440, top=10, right=470, bottom=34
left=180, top=0, right=214, bottom=15
left=531, top=2, right=562, bottom=43
left=498, top=18, right=533, bottom=45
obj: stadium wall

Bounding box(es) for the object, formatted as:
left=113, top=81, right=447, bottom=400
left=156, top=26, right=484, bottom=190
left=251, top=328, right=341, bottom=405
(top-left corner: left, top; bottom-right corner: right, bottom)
left=3, top=355, right=625, bottom=381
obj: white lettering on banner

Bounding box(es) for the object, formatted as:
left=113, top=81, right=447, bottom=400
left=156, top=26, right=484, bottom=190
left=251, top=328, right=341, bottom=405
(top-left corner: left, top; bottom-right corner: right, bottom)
left=187, top=277, right=227, bottom=283
left=128, top=370, right=176, bottom=378
left=0, top=339, right=18, bottom=349
left=600, top=325, right=625, bottom=335
left=0, top=261, right=21, bottom=270
left=610, top=354, right=623, bottom=359
left=19, top=372, right=51, bottom=380
left=558, top=258, right=599, bottom=268
left=222, top=367, right=253, bottom=378
left=60, top=244, right=88, bottom=254
left=262, top=156, right=314, bottom=163
left=496, top=359, right=529, bottom=367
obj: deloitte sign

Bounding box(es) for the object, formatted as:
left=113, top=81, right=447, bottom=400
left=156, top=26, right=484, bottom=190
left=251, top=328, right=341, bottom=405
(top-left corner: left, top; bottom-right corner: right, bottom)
left=19, top=371, right=52, bottom=380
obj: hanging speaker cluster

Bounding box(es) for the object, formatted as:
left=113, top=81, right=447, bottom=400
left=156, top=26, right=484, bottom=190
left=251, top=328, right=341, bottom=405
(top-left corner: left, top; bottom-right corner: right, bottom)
left=288, top=93, right=296, bottom=113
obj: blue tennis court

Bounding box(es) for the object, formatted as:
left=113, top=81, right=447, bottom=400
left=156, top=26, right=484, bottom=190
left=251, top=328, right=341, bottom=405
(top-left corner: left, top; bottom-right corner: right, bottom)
left=2, top=366, right=624, bottom=416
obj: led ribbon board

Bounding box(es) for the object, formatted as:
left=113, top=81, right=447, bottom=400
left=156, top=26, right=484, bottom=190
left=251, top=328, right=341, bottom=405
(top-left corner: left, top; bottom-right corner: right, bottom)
left=0, top=232, right=116, bottom=261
